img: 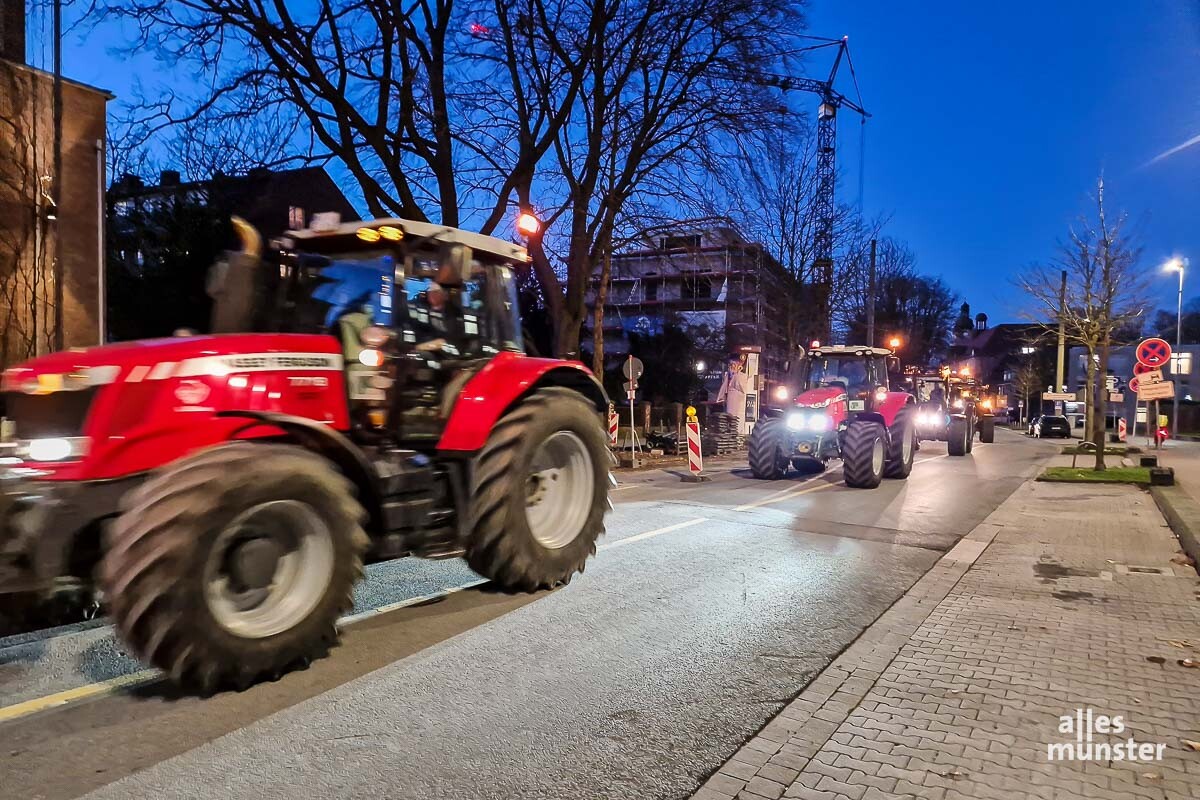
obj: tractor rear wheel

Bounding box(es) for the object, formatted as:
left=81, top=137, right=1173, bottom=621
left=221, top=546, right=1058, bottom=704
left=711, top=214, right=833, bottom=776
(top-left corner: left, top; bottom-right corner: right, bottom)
left=749, top=417, right=789, bottom=479
left=883, top=407, right=916, bottom=479
left=100, top=443, right=368, bottom=693
left=842, top=420, right=886, bottom=489
left=465, top=387, right=609, bottom=592
left=978, top=416, right=995, bottom=443
left=948, top=417, right=970, bottom=456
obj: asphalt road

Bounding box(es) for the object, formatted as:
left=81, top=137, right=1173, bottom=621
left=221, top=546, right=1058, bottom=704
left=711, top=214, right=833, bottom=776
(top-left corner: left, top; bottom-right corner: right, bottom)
left=0, top=429, right=1058, bottom=800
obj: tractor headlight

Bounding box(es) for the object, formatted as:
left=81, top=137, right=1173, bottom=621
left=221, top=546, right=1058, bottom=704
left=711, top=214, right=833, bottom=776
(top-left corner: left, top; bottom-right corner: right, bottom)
left=786, top=411, right=806, bottom=431
left=774, top=385, right=791, bottom=402
left=21, top=437, right=88, bottom=462
left=952, top=399, right=965, bottom=410
left=807, top=414, right=832, bottom=432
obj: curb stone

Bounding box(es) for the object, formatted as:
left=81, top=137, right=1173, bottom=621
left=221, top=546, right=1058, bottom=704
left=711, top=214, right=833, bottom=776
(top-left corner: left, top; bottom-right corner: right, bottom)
left=1149, top=483, right=1200, bottom=573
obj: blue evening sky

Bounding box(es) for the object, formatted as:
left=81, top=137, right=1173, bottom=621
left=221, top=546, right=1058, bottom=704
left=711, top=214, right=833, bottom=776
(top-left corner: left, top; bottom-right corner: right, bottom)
left=47, top=1, right=1200, bottom=323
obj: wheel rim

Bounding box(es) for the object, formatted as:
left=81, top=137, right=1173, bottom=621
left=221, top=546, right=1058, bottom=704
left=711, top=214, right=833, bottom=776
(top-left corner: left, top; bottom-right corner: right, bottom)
left=525, top=431, right=595, bottom=550
left=871, top=437, right=885, bottom=475
left=203, top=500, right=335, bottom=639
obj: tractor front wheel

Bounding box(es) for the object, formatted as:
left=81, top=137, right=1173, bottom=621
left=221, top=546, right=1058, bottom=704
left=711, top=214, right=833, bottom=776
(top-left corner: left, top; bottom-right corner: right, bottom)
left=883, top=407, right=916, bottom=479
left=100, top=443, right=368, bottom=693
left=948, top=417, right=970, bottom=456
left=465, top=388, right=609, bottom=592
left=842, top=420, right=886, bottom=489
left=749, top=417, right=789, bottom=479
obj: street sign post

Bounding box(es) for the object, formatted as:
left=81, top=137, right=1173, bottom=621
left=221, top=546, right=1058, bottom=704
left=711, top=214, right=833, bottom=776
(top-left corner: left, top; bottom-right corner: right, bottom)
left=1139, top=381, right=1175, bottom=401
left=1044, top=392, right=1075, bottom=401
left=623, top=355, right=644, bottom=462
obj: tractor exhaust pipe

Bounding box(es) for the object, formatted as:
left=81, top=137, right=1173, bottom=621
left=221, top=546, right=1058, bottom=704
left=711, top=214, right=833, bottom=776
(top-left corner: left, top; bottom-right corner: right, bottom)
left=208, top=216, right=264, bottom=333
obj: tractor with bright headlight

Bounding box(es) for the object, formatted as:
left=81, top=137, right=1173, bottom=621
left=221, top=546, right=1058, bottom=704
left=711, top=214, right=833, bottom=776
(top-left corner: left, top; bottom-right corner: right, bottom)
left=748, top=344, right=916, bottom=489
left=906, top=369, right=993, bottom=455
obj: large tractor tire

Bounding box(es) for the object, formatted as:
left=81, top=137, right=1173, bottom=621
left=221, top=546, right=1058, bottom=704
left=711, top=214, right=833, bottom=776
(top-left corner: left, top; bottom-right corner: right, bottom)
left=748, top=417, right=789, bottom=479
left=978, top=416, right=995, bottom=443
left=883, top=407, right=916, bottom=479
left=842, top=420, right=886, bottom=489
left=947, top=417, right=970, bottom=456
left=100, top=443, right=368, bottom=693
left=465, top=387, right=609, bottom=592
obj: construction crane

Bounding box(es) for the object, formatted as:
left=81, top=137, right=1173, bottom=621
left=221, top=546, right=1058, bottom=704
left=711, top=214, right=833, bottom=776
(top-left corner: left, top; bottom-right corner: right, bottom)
left=773, top=35, right=869, bottom=341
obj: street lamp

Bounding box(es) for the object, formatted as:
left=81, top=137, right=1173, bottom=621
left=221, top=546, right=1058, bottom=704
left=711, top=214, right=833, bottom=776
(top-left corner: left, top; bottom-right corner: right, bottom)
left=888, top=336, right=902, bottom=350
left=1163, top=257, right=1188, bottom=439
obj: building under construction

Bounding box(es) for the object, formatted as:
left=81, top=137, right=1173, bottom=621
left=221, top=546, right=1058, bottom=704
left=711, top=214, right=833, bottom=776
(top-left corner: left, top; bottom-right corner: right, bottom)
left=585, top=221, right=791, bottom=389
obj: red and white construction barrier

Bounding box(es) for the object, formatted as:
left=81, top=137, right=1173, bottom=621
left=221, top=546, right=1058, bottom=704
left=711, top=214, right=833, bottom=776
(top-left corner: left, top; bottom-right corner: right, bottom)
left=608, top=407, right=619, bottom=447
left=686, top=420, right=703, bottom=475
left=681, top=418, right=709, bottom=482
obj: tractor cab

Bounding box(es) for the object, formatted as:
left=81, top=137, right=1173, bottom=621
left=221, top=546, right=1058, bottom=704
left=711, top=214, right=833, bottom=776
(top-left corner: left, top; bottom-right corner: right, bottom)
left=210, top=217, right=530, bottom=442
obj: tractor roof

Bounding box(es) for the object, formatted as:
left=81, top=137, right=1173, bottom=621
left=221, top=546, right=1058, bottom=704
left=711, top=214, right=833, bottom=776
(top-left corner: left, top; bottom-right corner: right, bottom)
left=285, top=217, right=530, bottom=264
left=806, top=345, right=894, bottom=357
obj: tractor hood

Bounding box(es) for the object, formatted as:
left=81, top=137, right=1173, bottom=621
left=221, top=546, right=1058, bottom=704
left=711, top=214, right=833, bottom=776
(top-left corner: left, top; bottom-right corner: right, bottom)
left=2, top=333, right=341, bottom=392
left=792, top=386, right=848, bottom=409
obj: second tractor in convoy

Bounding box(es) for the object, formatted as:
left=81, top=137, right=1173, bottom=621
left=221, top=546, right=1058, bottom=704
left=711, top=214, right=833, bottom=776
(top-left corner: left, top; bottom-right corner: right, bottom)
left=749, top=344, right=916, bottom=488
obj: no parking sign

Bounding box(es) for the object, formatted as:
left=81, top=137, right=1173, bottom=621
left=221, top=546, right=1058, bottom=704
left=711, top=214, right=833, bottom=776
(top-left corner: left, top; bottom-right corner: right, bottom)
left=1136, top=338, right=1172, bottom=368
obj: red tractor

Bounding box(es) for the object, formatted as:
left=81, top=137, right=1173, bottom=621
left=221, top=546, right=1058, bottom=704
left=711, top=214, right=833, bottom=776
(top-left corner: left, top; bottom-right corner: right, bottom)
left=0, top=217, right=611, bottom=692
left=749, top=345, right=916, bottom=488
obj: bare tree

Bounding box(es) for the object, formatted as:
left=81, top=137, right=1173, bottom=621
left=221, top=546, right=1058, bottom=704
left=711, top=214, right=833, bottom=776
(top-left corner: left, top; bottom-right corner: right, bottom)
left=1013, top=359, right=1043, bottom=426
left=1018, top=178, right=1148, bottom=470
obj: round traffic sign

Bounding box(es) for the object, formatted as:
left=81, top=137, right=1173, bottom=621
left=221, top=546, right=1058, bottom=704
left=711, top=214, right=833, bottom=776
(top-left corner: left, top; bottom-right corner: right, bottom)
left=622, top=356, right=644, bottom=380
left=1129, top=375, right=1140, bottom=393
left=1136, top=337, right=1172, bottom=368
left=1133, top=361, right=1156, bottom=376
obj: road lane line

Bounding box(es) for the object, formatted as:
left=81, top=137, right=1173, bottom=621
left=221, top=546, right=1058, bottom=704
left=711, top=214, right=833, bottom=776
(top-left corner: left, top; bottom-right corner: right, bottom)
left=735, top=479, right=839, bottom=511
left=0, top=669, right=157, bottom=724
left=599, top=518, right=707, bottom=550
left=338, top=580, right=490, bottom=626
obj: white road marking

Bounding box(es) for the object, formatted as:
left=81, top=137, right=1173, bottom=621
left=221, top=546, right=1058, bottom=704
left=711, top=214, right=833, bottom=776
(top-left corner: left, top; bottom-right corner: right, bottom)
left=599, top=518, right=707, bottom=550
left=735, top=480, right=839, bottom=511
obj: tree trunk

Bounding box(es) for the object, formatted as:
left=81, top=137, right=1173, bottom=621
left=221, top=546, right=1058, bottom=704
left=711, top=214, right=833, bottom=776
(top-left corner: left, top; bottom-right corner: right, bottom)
left=1092, top=342, right=1108, bottom=470
left=592, top=246, right=611, bottom=375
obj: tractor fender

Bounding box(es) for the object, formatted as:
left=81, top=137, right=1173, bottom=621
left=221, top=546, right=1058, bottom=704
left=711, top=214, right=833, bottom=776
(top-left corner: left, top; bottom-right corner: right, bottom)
left=215, top=410, right=385, bottom=533
left=852, top=411, right=888, bottom=428
left=438, top=352, right=608, bottom=452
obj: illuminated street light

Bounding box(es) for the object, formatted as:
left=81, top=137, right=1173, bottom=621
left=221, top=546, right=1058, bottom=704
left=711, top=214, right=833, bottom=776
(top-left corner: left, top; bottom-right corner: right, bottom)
left=516, top=211, right=541, bottom=237
left=888, top=336, right=902, bottom=349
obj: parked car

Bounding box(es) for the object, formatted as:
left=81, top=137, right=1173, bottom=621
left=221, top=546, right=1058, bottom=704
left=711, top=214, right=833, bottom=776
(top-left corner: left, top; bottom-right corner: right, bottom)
left=1034, top=415, right=1072, bottom=439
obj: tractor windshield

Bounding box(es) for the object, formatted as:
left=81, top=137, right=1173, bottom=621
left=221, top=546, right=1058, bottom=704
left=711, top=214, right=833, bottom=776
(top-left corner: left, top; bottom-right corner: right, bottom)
left=915, top=378, right=947, bottom=405
left=803, top=356, right=870, bottom=396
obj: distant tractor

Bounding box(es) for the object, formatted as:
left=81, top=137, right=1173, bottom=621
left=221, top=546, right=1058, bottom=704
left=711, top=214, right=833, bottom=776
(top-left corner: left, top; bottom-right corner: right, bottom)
left=907, top=370, right=995, bottom=456
left=748, top=345, right=916, bottom=488
left=0, top=217, right=611, bottom=692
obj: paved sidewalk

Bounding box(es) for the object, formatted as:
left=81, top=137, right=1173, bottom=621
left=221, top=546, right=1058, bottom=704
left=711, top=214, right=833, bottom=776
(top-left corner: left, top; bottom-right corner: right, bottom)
left=693, top=479, right=1200, bottom=800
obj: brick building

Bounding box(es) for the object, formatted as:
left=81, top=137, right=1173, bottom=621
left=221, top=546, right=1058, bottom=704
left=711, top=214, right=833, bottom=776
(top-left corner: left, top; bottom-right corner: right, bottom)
left=0, top=1, right=110, bottom=367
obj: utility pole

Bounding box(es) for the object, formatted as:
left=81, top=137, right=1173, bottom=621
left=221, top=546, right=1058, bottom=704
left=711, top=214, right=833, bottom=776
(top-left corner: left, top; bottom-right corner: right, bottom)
left=866, top=238, right=876, bottom=346
left=51, top=0, right=64, bottom=350
left=1055, top=270, right=1066, bottom=417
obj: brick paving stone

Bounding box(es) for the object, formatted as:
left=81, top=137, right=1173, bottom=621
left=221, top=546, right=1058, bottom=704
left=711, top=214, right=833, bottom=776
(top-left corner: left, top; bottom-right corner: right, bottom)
left=689, top=480, right=1200, bottom=800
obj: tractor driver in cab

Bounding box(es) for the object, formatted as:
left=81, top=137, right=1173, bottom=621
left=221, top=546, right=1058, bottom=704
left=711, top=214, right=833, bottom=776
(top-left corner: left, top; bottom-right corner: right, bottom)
left=814, top=358, right=869, bottom=400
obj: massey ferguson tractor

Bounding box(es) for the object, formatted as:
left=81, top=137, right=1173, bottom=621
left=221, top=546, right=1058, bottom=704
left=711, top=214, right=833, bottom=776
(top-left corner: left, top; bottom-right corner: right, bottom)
left=908, top=369, right=995, bottom=455
left=748, top=345, right=916, bottom=488
left=0, top=216, right=612, bottom=692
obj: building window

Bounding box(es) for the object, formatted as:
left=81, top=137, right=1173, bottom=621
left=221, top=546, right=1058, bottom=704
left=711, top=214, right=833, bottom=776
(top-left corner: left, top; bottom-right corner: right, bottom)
left=1170, top=353, right=1192, bottom=376
left=661, top=234, right=701, bottom=250
left=681, top=273, right=711, bottom=299
left=644, top=280, right=658, bottom=301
